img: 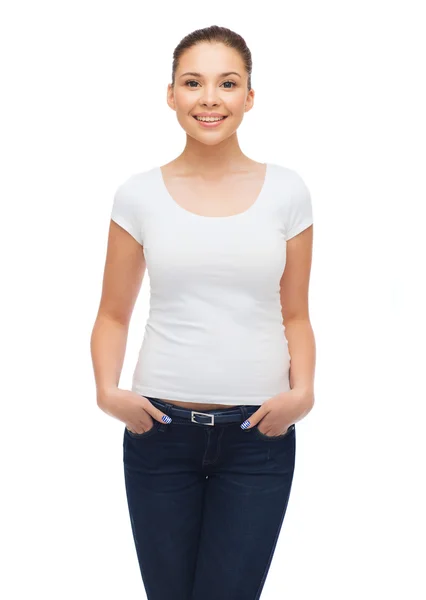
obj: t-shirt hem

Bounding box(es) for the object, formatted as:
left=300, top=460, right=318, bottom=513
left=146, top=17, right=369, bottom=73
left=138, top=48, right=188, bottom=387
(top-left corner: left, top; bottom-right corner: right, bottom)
left=131, top=384, right=285, bottom=406
left=286, top=219, right=313, bottom=240
left=111, top=215, right=142, bottom=245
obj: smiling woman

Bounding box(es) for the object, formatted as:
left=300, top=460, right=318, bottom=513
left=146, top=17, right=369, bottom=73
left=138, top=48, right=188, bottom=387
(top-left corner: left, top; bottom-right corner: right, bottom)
left=91, top=23, right=315, bottom=600
left=165, top=30, right=256, bottom=147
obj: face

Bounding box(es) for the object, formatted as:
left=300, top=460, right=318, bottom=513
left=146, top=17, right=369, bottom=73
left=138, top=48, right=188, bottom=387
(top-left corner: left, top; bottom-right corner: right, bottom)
left=167, top=42, right=255, bottom=146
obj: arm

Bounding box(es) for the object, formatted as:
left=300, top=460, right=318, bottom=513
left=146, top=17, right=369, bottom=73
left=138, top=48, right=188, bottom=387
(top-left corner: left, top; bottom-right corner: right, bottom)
left=90, top=219, right=146, bottom=409
left=280, top=224, right=316, bottom=408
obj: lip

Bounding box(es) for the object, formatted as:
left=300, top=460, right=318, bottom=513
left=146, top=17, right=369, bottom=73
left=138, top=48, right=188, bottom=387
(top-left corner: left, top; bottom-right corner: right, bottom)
left=193, top=115, right=228, bottom=128
left=193, top=112, right=227, bottom=117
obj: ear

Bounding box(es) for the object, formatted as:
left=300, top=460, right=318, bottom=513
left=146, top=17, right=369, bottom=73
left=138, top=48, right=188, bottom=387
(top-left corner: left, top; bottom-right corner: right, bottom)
left=245, top=88, right=255, bottom=113
left=166, top=83, right=176, bottom=111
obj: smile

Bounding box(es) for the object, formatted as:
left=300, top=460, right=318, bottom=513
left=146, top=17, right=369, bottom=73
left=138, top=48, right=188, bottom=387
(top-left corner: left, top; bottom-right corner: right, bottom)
left=193, top=116, right=228, bottom=128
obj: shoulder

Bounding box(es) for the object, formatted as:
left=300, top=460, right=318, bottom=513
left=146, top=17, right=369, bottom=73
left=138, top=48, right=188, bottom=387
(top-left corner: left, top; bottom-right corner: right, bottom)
left=268, top=163, right=310, bottom=194
left=268, top=163, right=313, bottom=240
left=110, top=167, right=159, bottom=245
left=112, top=166, right=160, bottom=213
left=114, top=166, right=158, bottom=197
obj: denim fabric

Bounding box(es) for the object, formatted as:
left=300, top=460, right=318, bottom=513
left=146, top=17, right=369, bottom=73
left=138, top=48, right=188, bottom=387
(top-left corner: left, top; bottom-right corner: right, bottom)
left=123, top=396, right=296, bottom=600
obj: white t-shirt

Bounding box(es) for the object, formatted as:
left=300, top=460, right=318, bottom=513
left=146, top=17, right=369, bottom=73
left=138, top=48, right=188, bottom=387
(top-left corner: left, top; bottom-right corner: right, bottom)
left=110, top=162, right=313, bottom=406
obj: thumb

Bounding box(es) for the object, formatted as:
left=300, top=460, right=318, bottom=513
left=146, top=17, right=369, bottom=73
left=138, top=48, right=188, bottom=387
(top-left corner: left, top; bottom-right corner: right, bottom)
left=142, top=397, right=173, bottom=424
left=240, top=406, right=266, bottom=430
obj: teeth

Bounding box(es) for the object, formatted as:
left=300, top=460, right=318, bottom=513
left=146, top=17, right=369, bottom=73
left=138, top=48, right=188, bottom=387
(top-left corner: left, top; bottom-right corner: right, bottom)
left=195, top=116, right=225, bottom=122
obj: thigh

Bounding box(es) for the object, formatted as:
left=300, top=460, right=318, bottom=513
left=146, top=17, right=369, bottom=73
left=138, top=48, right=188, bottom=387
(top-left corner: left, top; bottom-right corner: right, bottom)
left=123, top=421, right=206, bottom=600
left=191, top=422, right=296, bottom=600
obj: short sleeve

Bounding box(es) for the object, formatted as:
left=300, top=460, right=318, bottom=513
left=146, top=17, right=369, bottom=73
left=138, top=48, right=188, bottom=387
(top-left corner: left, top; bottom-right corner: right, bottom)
left=285, top=171, right=314, bottom=240
left=110, top=176, right=144, bottom=245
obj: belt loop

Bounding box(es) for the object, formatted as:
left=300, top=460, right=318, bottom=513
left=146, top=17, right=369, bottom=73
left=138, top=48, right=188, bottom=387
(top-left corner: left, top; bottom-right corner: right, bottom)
left=162, top=402, right=174, bottom=418
left=239, top=405, right=249, bottom=423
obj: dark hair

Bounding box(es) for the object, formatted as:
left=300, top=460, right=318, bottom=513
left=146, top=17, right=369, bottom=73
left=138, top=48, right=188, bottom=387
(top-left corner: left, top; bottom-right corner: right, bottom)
left=171, top=25, right=252, bottom=91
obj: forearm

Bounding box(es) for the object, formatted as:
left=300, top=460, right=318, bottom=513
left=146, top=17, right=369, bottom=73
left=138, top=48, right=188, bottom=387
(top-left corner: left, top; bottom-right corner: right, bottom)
left=90, top=314, right=129, bottom=405
left=284, top=317, right=316, bottom=404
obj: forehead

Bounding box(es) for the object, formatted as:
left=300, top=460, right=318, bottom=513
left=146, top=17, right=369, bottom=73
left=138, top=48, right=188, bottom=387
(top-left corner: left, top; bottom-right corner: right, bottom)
left=177, top=42, right=243, bottom=73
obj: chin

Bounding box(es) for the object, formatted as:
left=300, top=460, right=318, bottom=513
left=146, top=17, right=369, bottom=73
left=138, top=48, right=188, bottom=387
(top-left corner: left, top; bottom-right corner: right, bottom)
left=194, top=135, right=230, bottom=146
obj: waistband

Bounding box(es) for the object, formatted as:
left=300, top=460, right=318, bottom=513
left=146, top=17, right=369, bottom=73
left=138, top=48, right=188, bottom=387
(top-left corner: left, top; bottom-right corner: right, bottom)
left=145, top=396, right=260, bottom=427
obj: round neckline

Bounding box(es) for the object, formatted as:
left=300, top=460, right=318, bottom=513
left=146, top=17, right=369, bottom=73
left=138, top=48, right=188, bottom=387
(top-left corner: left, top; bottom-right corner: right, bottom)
left=156, top=162, right=271, bottom=220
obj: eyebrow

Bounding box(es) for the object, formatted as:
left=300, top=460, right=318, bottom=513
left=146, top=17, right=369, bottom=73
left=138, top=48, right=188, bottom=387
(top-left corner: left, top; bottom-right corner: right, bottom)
left=179, top=71, right=241, bottom=79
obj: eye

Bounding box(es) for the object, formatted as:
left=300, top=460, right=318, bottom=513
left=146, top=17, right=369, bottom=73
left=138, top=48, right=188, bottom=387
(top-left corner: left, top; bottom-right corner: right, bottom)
left=184, top=80, right=237, bottom=89
left=222, top=80, right=236, bottom=88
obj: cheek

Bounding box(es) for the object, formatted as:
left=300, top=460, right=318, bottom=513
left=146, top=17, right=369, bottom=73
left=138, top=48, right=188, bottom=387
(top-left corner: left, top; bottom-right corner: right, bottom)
left=227, top=93, right=248, bottom=113
left=172, top=89, right=193, bottom=110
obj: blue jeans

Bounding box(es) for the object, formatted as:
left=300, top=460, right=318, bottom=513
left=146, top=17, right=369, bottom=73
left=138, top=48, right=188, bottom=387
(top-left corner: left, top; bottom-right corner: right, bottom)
left=123, top=396, right=296, bottom=600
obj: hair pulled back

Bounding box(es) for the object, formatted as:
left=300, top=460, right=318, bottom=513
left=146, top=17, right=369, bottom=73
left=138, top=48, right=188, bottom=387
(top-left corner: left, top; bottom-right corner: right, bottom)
left=171, top=25, right=252, bottom=91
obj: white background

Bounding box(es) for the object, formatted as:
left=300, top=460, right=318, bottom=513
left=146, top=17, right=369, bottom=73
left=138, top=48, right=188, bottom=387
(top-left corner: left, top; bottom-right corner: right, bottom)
left=1, top=1, right=425, bottom=598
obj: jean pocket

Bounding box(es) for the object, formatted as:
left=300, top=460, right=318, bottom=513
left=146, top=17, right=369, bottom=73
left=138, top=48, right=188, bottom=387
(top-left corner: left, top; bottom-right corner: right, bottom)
left=253, top=423, right=295, bottom=441
left=125, top=420, right=160, bottom=439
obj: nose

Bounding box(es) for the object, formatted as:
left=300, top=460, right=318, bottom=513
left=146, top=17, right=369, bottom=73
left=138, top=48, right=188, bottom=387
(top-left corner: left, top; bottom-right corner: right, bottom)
left=199, top=84, right=221, bottom=106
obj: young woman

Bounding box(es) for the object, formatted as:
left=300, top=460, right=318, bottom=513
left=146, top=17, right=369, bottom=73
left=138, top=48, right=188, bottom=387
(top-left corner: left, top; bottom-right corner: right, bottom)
left=91, top=25, right=316, bottom=600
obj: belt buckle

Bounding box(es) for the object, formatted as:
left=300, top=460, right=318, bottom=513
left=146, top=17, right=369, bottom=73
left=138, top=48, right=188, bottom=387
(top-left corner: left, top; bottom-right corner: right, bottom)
left=191, top=411, right=215, bottom=426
